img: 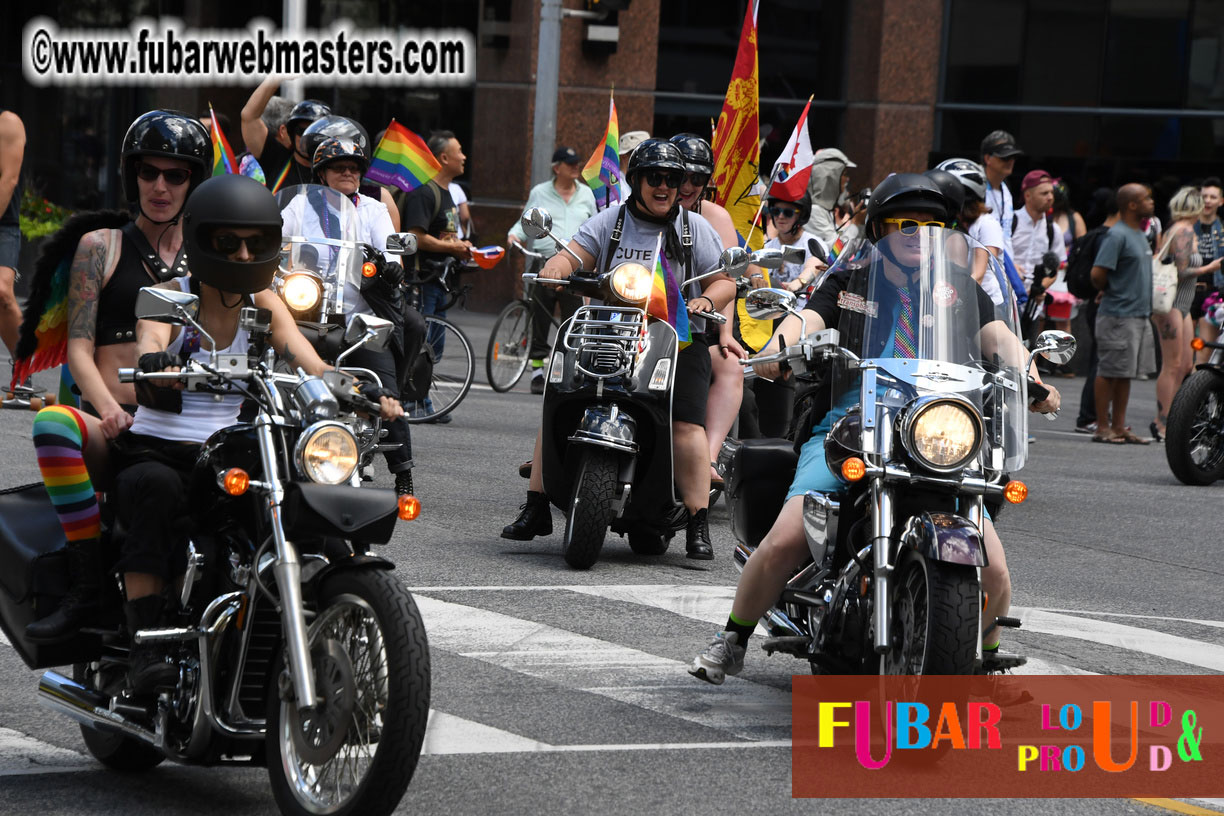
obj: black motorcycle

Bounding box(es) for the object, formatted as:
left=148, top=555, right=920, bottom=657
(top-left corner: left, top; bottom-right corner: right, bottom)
left=1166, top=334, right=1224, bottom=484
left=0, top=287, right=430, bottom=816
left=719, top=227, right=1074, bottom=675
left=518, top=207, right=747, bottom=568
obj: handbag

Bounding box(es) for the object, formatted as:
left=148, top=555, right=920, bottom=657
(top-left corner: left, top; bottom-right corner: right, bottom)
left=1151, top=233, right=1178, bottom=315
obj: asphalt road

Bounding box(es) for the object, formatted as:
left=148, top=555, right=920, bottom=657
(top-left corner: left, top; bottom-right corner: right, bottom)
left=0, top=308, right=1221, bottom=816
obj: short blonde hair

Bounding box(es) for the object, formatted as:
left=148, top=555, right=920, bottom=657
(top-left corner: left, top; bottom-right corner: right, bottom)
left=1170, top=186, right=1205, bottom=220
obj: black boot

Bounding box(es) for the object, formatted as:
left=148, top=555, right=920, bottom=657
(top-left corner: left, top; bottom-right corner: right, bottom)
left=26, top=539, right=102, bottom=643
left=501, top=491, right=552, bottom=540
left=686, top=508, right=714, bottom=560
left=124, top=595, right=178, bottom=694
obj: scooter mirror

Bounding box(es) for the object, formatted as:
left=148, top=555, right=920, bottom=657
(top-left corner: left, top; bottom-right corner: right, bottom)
left=135, top=286, right=200, bottom=324
left=522, top=207, right=554, bottom=240
left=386, top=233, right=418, bottom=256
left=744, top=288, right=798, bottom=320
left=344, top=313, right=393, bottom=351
left=749, top=248, right=786, bottom=269
left=1032, top=330, right=1077, bottom=365
left=807, top=238, right=828, bottom=266
left=718, top=246, right=750, bottom=276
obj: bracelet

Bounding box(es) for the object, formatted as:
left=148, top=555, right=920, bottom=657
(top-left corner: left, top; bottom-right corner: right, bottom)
left=697, top=295, right=714, bottom=311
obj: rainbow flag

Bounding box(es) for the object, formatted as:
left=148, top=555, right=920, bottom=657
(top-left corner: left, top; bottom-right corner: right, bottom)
left=582, top=93, right=621, bottom=211
left=366, top=119, right=441, bottom=193
left=208, top=103, right=238, bottom=177
left=645, top=233, right=690, bottom=347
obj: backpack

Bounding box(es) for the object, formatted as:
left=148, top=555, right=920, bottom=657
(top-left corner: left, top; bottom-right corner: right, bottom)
left=1065, top=225, right=1109, bottom=301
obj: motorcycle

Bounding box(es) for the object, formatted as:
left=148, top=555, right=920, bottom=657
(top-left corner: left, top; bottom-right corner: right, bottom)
left=1165, top=333, right=1224, bottom=485
left=0, top=287, right=430, bottom=816
left=518, top=207, right=748, bottom=569
left=718, top=226, right=1075, bottom=675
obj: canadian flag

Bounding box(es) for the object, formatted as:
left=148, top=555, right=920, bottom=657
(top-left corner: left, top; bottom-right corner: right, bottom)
left=769, top=96, right=814, bottom=202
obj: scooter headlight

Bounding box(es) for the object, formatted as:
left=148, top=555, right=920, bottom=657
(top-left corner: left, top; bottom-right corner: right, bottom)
left=900, top=397, right=983, bottom=472
left=282, top=272, right=322, bottom=313
left=610, top=262, right=653, bottom=303
left=295, top=421, right=359, bottom=485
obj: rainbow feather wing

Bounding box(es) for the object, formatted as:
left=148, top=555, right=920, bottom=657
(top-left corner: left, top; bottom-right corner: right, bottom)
left=11, top=254, right=70, bottom=388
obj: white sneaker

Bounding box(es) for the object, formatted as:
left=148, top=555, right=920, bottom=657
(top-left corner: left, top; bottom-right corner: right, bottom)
left=688, top=631, right=745, bottom=685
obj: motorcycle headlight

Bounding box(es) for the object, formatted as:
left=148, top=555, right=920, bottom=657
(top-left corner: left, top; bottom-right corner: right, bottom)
left=282, top=272, right=322, bottom=313
left=295, top=421, right=359, bottom=485
left=900, top=397, right=983, bottom=472
left=610, top=262, right=653, bottom=303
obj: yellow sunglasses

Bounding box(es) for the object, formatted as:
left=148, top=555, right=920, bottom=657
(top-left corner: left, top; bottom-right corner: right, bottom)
left=882, top=218, right=945, bottom=235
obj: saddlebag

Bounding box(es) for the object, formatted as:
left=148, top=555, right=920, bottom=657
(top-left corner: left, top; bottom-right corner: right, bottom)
left=722, top=438, right=799, bottom=548
left=283, top=483, right=399, bottom=545
left=0, top=483, right=102, bottom=669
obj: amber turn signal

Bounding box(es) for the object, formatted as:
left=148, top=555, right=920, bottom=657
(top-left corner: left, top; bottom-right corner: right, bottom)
left=1004, top=480, right=1028, bottom=504
left=841, top=457, right=866, bottom=482
left=1192, top=337, right=1205, bottom=351
left=362, top=261, right=378, bottom=278
left=398, top=494, right=421, bottom=521
left=223, top=468, right=250, bottom=496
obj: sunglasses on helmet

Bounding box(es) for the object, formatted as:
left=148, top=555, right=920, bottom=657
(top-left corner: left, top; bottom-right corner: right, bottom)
left=644, top=170, right=684, bottom=189
left=211, top=231, right=274, bottom=256
left=768, top=205, right=798, bottom=219
left=136, top=163, right=191, bottom=186
left=882, top=217, right=945, bottom=235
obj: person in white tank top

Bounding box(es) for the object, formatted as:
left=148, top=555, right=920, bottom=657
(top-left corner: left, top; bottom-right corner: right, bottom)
left=111, top=175, right=404, bottom=694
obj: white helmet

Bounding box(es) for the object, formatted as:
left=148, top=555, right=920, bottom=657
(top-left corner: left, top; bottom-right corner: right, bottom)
left=936, top=158, right=987, bottom=202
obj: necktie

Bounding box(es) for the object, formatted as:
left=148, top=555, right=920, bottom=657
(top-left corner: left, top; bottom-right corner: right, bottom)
left=894, top=289, right=917, bottom=359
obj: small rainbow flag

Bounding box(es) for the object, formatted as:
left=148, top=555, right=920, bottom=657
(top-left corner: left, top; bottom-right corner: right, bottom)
left=644, top=232, right=690, bottom=347
left=208, top=103, right=238, bottom=177
left=582, top=92, right=621, bottom=211
left=829, top=235, right=845, bottom=262
left=366, top=119, right=441, bottom=193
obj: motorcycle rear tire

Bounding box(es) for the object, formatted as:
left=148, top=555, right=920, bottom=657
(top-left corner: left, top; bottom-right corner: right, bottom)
left=562, top=450, right=619, bottom=570
left=73, top=663, right=165, bottom=772
left=1165, top=370, right=1224, bottom=485
left=880, top=550, right=978, bottom=676
left=266, top=569, right=430, bottom=816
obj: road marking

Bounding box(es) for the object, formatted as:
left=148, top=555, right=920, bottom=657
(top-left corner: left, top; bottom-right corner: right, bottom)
left=413, top=594, right=792, bottom=743
left=1036, top=608, right=1224, bottom=630
left=1136, top=799, right=1224, bottom=815
left=0, top=628, right=10, bottom=648
left=0, top=728, right=91, bottom=777
left=1015, top=608, right=1224, bottom=672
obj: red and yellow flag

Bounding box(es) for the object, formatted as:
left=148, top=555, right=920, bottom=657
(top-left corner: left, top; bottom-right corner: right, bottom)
left=711, top=0, right=762, bottom=253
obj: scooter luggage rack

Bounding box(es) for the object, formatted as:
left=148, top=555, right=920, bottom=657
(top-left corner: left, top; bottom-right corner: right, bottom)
left=563, top=305, right=646, bottom=379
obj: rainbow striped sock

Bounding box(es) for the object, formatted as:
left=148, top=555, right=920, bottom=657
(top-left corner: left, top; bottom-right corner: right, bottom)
left=32, top=406, right=100, bottom=542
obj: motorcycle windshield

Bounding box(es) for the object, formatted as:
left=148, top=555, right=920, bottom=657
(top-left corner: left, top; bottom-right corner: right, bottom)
left=276, top=185, right=363, bottom=317
left=821, top=226, right=1029, bottom=471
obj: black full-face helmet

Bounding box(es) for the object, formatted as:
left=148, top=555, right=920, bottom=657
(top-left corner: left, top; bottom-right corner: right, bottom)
left=301, top=115, right=370, bottom=166
left=625, top=139, right=686, bottom=187
left=864, top=173, right=950, bottom=242
left=182, top=175, right=283, bottom=295
left=120, top=110, right=211, bottom=213
left=668, top=133, right=714, bottom=176
left=312, top=137, right=369, bottom=181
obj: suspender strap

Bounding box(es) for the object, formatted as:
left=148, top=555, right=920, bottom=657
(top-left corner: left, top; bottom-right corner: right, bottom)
left=604, top=204, right=627, bottom=274
left=120, top=222, right=188, bottom=282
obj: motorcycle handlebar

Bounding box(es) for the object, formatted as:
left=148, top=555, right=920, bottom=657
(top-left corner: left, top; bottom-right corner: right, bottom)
left=1028, top=377, right=1058, bottom=421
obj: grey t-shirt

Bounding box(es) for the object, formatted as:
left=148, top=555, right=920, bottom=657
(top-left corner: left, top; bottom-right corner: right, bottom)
left=573, top=204, right=725, bottom=334
left=1093, top=222, right=1153, bottom=317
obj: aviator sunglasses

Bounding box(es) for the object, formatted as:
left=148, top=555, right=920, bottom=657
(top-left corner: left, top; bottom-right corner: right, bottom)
left=769, top=205, right=798, bottom=219
left=644, top=170, right=684, bottom=189
left=136, top=162, right=192, bottom=186
left=212, top=231, right=274, bottom=255
left=882, top=217, right=945, bottom=235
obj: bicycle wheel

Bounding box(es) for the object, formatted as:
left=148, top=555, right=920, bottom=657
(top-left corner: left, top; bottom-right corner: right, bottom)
left=406, top=316, right=475, bottom=424
left=486, top=300, right=533, bottom=392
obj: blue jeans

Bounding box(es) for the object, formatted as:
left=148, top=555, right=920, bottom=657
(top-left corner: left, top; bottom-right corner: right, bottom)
left=419, top=281, right=448, bottom=358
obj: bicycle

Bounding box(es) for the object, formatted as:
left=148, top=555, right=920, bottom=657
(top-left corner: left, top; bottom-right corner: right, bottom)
left=402, top=257, right=477, bottom=424
left=486, top=244, right=564, bottom=392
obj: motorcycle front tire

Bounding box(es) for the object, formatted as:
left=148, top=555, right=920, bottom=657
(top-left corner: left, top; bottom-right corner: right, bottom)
left=880, top=550, right=979, bottom=676
left=562, top=449, right=619, bottom=570
left=1165, top=370, right=1224, bottom=485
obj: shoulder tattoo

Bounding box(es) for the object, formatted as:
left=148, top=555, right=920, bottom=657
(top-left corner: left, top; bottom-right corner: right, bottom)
left=67, top=231, right=108, bottom=341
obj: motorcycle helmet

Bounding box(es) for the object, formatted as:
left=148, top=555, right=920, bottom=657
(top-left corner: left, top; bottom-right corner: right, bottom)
left=624, top=139, right=686, bottom=187
left=120, top=110, right=211, bottom=212
left=922, top=169, right=966, bottom=221
left=181, top=175, right=283, bottom=295
left=766, top=190, right=813, bottom=227
left=935, top=158, right=988, bottom=202
left=286, top=100, right=332, bottom=158
left=668, top=133, right=714, bottom=176
left=864, top=173, right=950, bottom=241
left=301, top=115, right=370, bottom=165
left=312, top=137, right=369, bottom=179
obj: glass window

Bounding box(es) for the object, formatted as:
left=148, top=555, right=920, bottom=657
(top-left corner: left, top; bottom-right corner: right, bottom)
left=1101, top=0, right=1191, bottom=108
left=944, top=0, right=1026, bottom=104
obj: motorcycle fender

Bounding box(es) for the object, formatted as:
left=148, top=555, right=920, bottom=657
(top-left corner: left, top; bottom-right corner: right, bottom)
left=900, top=512, right=986, bottom=567
left=282, top=483, right=399, bottom=545
left=306, top=554, right=395, bottom=594
left=568, top=405, right=639, bottom=454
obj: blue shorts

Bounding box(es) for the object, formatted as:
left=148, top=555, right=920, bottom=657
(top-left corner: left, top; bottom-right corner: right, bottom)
left=0, top=224, right=19, bottom=269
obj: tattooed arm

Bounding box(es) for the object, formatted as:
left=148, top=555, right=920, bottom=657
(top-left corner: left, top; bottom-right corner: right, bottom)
left=65, top=229, right=133, bottom=438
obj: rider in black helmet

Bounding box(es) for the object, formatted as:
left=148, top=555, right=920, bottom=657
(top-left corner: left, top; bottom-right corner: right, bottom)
left=923, top=169, right=966, bottom=230
left=113, top=174, right=402, bottom=693
left=504, top=138, right=738, bottom=560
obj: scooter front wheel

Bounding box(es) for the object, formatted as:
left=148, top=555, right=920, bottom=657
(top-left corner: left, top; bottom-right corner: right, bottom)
left=562, top=450, right=619, bottom=569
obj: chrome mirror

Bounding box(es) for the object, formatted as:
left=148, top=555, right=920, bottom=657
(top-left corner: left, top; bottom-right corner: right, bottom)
left=744, top=288, right=798, bottom=320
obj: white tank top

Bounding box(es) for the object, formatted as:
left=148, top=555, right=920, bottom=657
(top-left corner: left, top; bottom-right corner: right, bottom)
left=129, top=278, right=251, bottom=444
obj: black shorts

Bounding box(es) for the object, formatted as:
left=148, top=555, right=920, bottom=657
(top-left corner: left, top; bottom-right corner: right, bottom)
left=672, top=335, right=712, bottom=426
left=1191, top=285, right=1218, bottom=320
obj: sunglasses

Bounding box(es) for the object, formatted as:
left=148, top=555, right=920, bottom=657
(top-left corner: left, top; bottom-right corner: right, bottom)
left=769, top=206, right=798, bottom=218
left=212, top=231, right=274, bottom=256
left=326, top=162, right=363, bottom=176
left=684, top=172, right=710, bottom=188
left=882, top=218, right=945, bottom=235
left=644, top=170, right=684, bottom=189
left=136, top=163, right=191, bottom=186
